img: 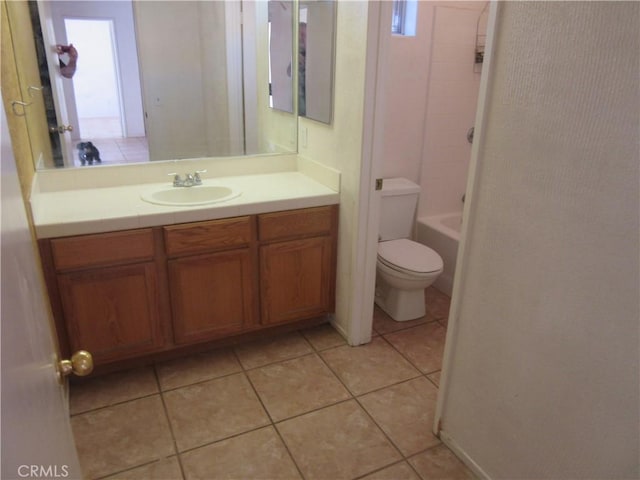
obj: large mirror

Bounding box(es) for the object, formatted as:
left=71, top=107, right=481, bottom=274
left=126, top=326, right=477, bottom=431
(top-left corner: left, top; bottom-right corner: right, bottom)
left=31, top=0, right=297, bottom=169
left=298, top=0, right=336, bottom=124
left=267, top=0, right=336, bottom=125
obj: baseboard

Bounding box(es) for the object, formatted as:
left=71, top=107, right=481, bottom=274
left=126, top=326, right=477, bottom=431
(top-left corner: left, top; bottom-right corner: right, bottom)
left=439, top=430, right=492, bottom=480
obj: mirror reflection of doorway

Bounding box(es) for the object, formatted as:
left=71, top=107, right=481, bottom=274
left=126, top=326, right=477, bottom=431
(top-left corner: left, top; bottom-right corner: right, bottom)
left=47, top=0, right=149, bottom=166
left=61, top=15, right=149, bottom=166
left=63, top=18, right=123, bottom=139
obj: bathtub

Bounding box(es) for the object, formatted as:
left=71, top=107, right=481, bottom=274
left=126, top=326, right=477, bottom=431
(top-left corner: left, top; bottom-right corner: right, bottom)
left=416, top=213, right=462, bottom=296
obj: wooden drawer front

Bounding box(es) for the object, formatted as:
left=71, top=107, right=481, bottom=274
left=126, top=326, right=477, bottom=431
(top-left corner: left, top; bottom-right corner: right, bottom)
left=258, top=206, right=336, bottom=242
left=164, top=216, right=253, bottom=257
left=51, top=229, right=154, bottom=271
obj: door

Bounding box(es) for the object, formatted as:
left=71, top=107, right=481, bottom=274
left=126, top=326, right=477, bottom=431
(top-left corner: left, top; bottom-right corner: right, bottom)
left=0, top=105, right=81, bottom=476
left=260, top=236, right=334, bottom=324
left=36, top=0, right=75, bottom=166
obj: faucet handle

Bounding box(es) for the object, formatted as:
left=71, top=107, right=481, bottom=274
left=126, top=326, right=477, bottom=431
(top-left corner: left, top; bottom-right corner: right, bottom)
left=194, top=169, right=206, bottom=184
left=168, top=173, right=182, bottom=186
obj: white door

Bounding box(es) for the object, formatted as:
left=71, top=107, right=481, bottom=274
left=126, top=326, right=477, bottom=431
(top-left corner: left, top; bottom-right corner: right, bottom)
left=0, top=104, right=81, bottom=477
left=36, top=0, right=75, bottom=167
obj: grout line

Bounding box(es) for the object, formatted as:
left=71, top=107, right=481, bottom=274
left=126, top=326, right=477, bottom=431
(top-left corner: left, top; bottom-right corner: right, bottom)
left=377, top=330, right=427, bottom=374
left=93, top=456, right=180, bottom=480
left=69, top=390, right=160, bottom=417
left=351, top=459, right=417, bottom=480
left=154, top=366, right=188, bottom=480
left=243, top=367, right=277, bottom=425
left=175, top=424, right=274, bottom=457
left=156, top=368, right=245, bottom=394
left=232, top=331, right=315, bottom=371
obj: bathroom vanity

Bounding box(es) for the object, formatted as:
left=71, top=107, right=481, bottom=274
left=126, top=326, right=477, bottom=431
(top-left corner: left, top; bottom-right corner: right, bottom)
left=32, top=160, right=340, bottom=372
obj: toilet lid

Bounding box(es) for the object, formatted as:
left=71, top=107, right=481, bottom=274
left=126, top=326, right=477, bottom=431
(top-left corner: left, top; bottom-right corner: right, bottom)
left=378, top=239, right=443, bottom=274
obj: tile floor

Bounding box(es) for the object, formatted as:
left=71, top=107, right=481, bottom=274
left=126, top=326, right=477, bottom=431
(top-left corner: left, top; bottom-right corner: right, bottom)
left=69, top=287, right=474, bottom=480
left=73, top=136, right=149, bottom=167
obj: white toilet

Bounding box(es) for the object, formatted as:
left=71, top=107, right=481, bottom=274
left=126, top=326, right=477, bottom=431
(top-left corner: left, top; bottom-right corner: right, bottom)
left=375, top=178, right=443, bottom=321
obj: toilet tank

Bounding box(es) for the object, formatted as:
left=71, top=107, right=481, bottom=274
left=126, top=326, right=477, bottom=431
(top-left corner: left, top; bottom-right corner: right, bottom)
left=379, top=178, right=421, bottom=241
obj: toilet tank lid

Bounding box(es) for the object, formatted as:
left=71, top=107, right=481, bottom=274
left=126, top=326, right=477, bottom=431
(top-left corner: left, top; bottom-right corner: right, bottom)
left=381, top=178, right=421, bottom=196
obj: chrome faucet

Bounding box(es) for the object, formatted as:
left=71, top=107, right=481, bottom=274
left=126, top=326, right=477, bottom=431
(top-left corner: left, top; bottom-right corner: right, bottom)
left=168, top=170, right=207, bottom=187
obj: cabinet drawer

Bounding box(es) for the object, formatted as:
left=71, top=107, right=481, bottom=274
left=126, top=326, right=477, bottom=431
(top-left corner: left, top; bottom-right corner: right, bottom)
left=258, top=206, right=336, bottom=242
left=51, top=229, right=154, bottom=271
left=164, top=216, right=253, bottom=257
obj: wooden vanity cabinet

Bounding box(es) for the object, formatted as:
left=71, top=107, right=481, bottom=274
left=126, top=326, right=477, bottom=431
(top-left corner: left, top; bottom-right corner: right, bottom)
left=163, top=216, right=258, bottom=345
left=42, top=229, right=166, bottom=364
left=258, top=205, right=338, bottom=325
left=40, top=205, right=338, bottom=369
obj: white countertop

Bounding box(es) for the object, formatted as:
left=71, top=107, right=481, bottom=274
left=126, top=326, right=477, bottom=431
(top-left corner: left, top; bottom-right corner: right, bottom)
left=32, top=164, right=340, bottom=239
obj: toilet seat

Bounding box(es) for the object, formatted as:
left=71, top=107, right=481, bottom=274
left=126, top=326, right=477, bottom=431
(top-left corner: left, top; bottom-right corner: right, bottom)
left=378, top=239, right=443, bottom=275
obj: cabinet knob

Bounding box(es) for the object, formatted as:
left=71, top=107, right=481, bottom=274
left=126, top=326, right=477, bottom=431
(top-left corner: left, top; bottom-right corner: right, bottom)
left=58, top=350, right=94, bottom=378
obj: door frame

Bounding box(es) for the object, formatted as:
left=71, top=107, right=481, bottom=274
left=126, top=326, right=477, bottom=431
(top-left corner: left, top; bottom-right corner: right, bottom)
left=348, top=0, right=393, bottom=345
left=432, top=2, right=499, bottom=476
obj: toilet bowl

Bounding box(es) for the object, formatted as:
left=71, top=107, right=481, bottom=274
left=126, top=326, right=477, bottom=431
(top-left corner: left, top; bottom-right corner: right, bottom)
left=375, top=177, right=445, bottom=321
left=375, top=238, right=443, bottom=321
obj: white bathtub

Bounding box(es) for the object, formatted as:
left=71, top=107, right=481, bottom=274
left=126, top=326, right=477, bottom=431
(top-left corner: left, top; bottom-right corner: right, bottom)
left=416, top=213, right=462, bottom=296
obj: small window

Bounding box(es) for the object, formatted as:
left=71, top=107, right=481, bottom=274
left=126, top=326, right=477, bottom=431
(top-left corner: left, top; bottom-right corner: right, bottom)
left=391, top=0, right=417, bottom=37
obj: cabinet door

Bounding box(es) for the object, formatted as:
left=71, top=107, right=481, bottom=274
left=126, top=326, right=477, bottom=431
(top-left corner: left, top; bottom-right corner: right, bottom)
left=58, top=262, right=164, bottom=364
left=260, top=236, right=334, bottom=325
left=168, top=249, right=255, bottom=345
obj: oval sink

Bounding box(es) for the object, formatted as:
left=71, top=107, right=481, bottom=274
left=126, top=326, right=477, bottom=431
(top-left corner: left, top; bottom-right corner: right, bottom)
left=141, top=185, right=241, bottom=206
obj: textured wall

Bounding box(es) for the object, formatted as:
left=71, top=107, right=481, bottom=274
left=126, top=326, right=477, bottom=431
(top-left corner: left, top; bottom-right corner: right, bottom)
left=297, top=0, right=370, bottom=342
left=440, top=2, right=639, bottom=478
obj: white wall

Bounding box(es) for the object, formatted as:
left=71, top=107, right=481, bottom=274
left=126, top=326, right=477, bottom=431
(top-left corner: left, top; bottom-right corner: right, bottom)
left=134, top=1, right=229, bottom=160
left=438, top=2, right=639, bottom=478
left=379, top=2, right=432, bottom=182
left=297, top=1, right=371, bottom=344
left=378, top=2, right=484, bottom=217
left=417, top=2, right=484, bottom=217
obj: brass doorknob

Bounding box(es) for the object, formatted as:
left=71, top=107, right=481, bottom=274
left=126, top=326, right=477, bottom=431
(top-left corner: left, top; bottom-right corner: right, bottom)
left=49, top=124, right=74, bottom=134
left=59, top=350, right=93, bottom=377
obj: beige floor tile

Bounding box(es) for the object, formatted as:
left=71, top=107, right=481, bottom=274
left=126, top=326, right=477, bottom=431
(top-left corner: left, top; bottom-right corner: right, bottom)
left=384, top=323, right=447, bottom=374
left=155, top=348, right=242, bottom=391
left=428, top=371, right=441, bottom=387
left=71, top=396, right=175, bottom=479
left=248, top=353, right=350, bottom=421
left=373, top=304, right=434, bottom=335
left=277, top=400, right=401, bottom=479
left=181, top=426, right=301, bottom=480
left=425, top=287, right=451, bottom=321
left=234, top=332, right=313, bottom=369
left=359, top=377, right=441, bottom=456
left=301, top=323, right=347, bottom=350
left=103, top=457, right=183, bottom=479
left=409, top=445, right=475, bottom=479
left=70, top=366, right=158, bottom=415
left=359, top=461, right=421, bottom=480
left=163, top=373, right=270, bottom=451
left=320, top=337, right=420, bottom=395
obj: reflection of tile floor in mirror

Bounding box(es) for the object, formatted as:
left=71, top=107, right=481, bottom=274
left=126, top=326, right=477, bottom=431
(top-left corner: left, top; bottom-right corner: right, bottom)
left=74, top=136, right=149, bottom=167
left=70, top=287, right=475, bottom=480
